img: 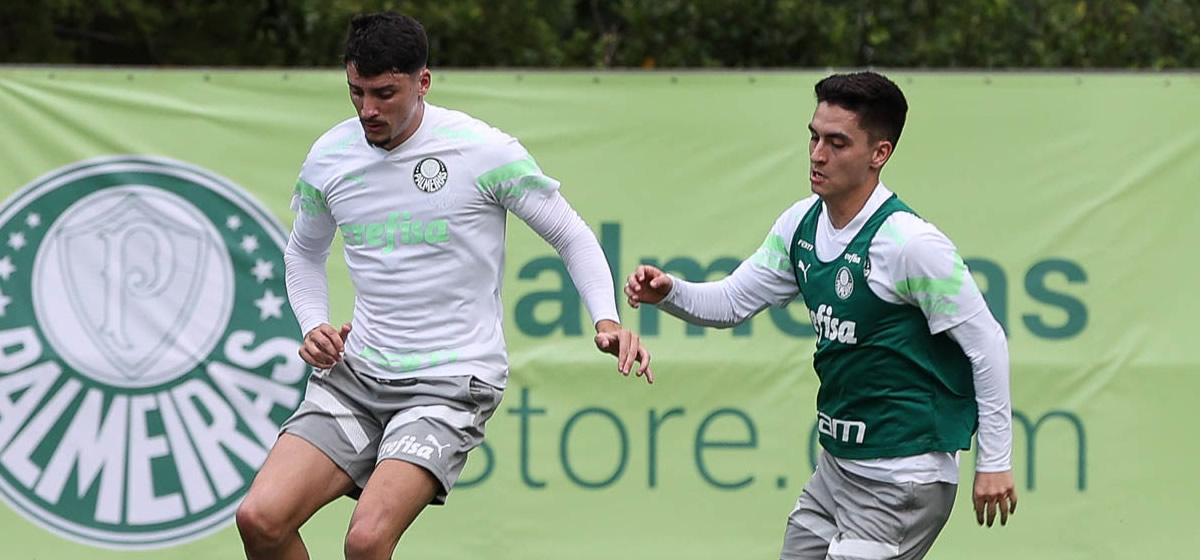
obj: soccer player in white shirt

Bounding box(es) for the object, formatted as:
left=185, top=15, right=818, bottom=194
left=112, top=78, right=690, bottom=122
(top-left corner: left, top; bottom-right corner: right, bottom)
left=235, top=12, right=651, bottom=560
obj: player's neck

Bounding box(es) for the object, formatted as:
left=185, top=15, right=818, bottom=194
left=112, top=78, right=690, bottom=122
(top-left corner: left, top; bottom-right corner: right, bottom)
left=383, top=101, right=426, bottom=151
left=823, top=182, right=877, bottom=229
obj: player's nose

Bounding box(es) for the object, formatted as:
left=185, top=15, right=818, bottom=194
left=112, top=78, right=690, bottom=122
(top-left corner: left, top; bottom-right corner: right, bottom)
left=359, top=101, right=380, bottom=119
left=810, top=139, right=833, bottom=163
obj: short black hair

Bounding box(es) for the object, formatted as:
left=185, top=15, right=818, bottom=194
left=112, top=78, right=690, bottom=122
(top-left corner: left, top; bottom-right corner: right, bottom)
left=342, top=12, right=428, bottom=77
left=814, top=71, right=908, bottom=146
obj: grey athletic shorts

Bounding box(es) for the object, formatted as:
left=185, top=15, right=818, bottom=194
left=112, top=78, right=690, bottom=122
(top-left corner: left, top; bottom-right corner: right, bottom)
left=280, top=359, right=503, bottom=505
left=780, top=451, right=957, bottom=560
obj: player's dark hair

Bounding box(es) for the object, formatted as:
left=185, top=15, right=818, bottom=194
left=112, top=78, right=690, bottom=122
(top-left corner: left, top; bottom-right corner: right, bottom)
left=814, top=71, right=908, bottom=146
left=342, top=12, right=428, bottom=77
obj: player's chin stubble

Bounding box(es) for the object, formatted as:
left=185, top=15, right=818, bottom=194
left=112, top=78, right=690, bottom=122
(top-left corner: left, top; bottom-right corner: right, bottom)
left=364, top=128, right=390, bottom=148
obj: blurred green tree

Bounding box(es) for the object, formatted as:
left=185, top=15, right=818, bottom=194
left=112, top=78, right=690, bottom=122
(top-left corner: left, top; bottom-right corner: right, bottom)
left=1, top=0, right=1196, bottom=68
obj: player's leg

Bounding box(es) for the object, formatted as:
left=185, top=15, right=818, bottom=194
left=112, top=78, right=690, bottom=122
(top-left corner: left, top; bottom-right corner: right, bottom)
left=823, top=456, right=956, bottom=560
left=889, top=482, right=955, bottom=560
left=236, top=434, right=357, bottom=559
left=780, top=454, right=839, bottom=559
left=342, top=374, right=503, bottom=559
left=343, top=458, right=439, bottom=560
left=237, top=364, right=381, bottom=560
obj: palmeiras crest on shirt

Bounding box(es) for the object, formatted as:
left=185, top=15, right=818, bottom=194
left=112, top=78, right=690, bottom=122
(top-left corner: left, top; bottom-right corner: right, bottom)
left=412, top=157, right=448, bottom=193
left=835, top=265, right=855, bottom=299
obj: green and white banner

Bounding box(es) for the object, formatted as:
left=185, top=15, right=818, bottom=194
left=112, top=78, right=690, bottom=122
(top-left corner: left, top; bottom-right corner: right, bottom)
left=0, top=68, right=1197, bottom=559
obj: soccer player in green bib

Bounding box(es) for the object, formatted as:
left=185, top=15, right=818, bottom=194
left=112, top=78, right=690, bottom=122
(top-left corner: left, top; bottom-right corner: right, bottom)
left=625, top=71, right=1016, bottom=559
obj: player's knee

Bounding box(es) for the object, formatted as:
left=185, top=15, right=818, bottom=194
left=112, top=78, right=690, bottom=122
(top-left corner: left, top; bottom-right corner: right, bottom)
left=344, top=521, right=397, bottom=560
left=235, top=499, right=289, bottom=549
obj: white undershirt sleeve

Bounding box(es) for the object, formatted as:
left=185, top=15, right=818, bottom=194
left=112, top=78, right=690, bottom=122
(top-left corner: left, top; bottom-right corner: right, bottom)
left=511, top=190, right=619, bottom=326
left=658, top=258, right=800, bottom=327
left=284, top=195, right=337, bottom=336
left=657, top=276, right=747, bottom=328
left=945, top=311, right=1014, bottom=473
left=657, top=207, right=803, bottom=328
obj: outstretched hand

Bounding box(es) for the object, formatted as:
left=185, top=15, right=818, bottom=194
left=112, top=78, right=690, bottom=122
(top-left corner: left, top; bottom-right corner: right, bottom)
left=624, top=264, right=673, bottom=309
left=594, top=320, right=653, bottom=384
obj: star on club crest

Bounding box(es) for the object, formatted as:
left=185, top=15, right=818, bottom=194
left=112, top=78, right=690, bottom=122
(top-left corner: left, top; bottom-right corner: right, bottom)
left=0, top=256, right=14, bottom=281
left=254, top=288, right=286, bottom=320
left=251, top=259, right=275, bottom=283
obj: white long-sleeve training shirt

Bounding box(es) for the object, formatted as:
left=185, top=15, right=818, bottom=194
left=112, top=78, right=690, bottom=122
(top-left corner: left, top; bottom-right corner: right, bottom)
left=285, top=102, right=619, bottom=388
left=657, top=184, right=1013, bottom=484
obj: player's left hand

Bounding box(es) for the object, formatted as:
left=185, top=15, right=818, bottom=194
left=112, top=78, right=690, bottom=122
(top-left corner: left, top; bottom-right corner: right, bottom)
left=973, top=470, right=1017, bottom=527
left=593, top=320, right=653, bottom=384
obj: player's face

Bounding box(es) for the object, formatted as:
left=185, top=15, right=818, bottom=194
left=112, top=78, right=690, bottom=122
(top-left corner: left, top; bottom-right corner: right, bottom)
left=807, top=102, right=893, bottom=201
left=347, top=63, right=432, bottom=150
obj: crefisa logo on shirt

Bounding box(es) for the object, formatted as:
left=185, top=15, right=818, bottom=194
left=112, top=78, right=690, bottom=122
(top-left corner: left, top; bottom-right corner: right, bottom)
left=0, top=156, right=306, bottom=549
left=412, top=157, right=448, bottom=193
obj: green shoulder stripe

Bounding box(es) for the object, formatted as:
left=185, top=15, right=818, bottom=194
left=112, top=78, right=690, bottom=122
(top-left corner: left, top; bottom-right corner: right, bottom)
left=896, top=253, right=967, bottom=297
left=476, top=158, right=556, bottom=199
left=476, top=158, right=539, bottom=193
left=750, top=234, right=790, bottom=271
left=293, top=178, right=328, bottom=216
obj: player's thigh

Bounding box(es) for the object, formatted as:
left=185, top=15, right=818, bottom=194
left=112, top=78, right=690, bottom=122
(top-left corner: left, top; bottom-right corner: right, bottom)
left=891, top=482, right=956, bottom=560
left=240, top=433, right=357, bottom=531
left=781, top=490, right=838, bottom=560
left=826, top=468, right=955, bottom=560
left=781, top=458, right=839, bottom=560
left=278, top=362, right=386, bottom=493
left=346, top=459, right=439, bottom=546
left=373, top=375, right=503, bottom=504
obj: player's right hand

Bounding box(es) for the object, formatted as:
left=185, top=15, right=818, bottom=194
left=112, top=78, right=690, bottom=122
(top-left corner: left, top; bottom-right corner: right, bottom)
left=299, top=322, right=352, bottom=369
left=624, top=265, right=673, bottom=308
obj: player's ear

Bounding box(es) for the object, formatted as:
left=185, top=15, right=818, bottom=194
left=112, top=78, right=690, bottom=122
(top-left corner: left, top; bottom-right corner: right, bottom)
left=869, top=139, right=894, bottom=170
left=416, top=68, right=432, bottom=97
